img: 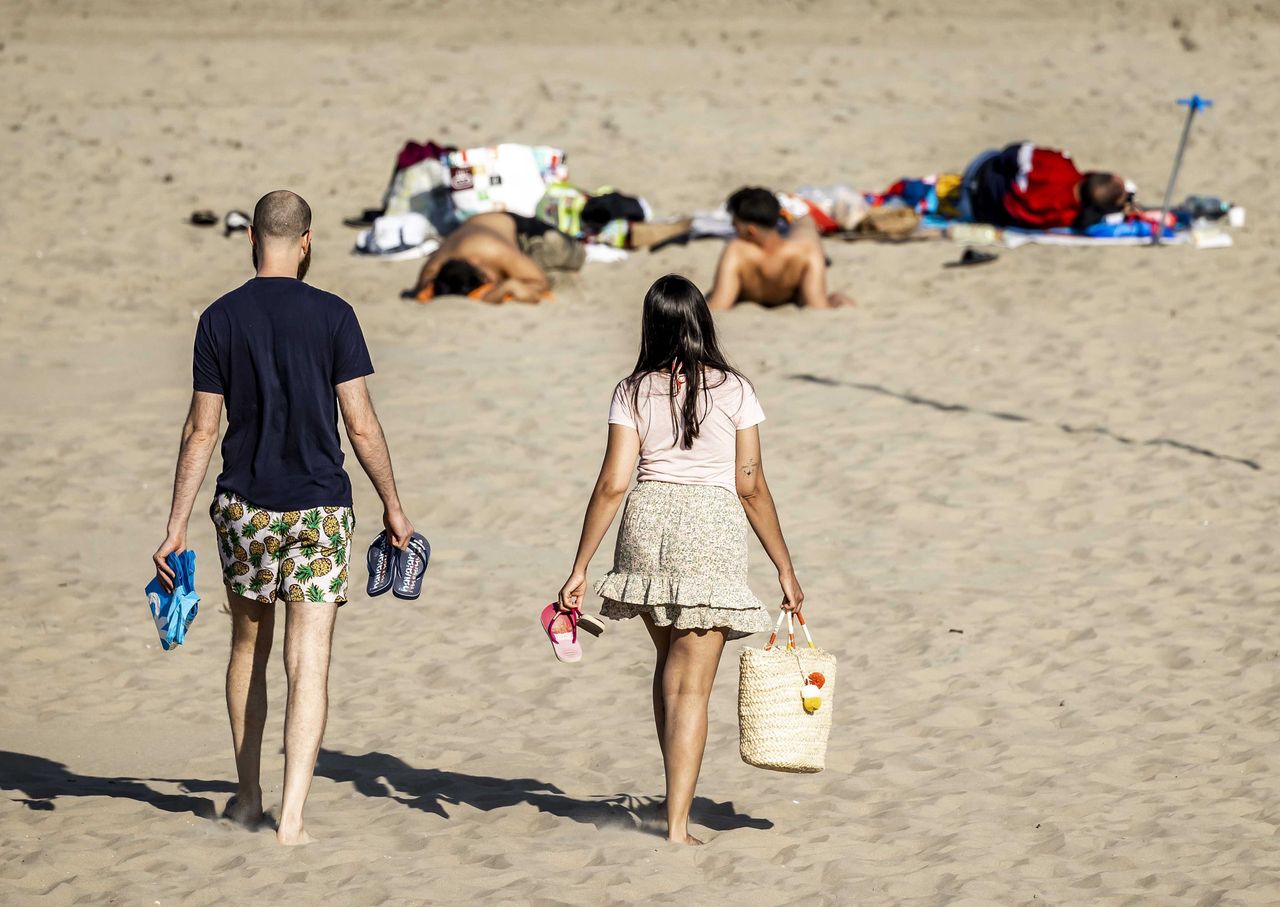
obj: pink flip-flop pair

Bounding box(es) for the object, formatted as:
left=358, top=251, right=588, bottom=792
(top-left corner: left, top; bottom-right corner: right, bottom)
left=540, top=603, right=605, bottom=663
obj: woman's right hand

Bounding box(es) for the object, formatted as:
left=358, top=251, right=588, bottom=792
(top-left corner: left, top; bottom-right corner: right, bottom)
left=558, top=571, right=587, bottom=613
left=779, top=569, right=804, bottom=613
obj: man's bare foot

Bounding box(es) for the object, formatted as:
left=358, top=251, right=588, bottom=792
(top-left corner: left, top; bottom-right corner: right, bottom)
left=667, top=833, right=704, bottom=846
left=828, top=292, right=856, bottom=307
left=222, top=795, right=263, bottom=829
left=276, top=823, right=314, bottom=846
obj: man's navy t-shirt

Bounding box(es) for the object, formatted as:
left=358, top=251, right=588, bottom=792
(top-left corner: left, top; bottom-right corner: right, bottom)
left=193, top=277, right=374, bottom=512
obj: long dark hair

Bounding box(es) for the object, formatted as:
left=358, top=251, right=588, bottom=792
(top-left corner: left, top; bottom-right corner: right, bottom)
left=624, top=274, right=746, bottom=449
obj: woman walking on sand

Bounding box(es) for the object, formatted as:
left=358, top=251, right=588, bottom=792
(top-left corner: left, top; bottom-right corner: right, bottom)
left=558, top=274, right=805, bottom=845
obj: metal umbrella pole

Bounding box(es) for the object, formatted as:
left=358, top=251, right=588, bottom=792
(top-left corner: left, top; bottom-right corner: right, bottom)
left=1154, top=94, right=1213, bottom=245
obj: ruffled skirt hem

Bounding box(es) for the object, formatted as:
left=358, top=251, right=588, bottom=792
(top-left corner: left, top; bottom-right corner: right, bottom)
left=597, top=572, right=770, bottom=640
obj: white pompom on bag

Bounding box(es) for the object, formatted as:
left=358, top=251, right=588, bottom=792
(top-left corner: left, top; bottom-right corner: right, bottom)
left=739, top=611, right=836, bottom=773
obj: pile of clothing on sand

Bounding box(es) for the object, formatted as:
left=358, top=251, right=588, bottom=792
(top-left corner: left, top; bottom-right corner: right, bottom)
left=351, top=139, right=689, bottom=262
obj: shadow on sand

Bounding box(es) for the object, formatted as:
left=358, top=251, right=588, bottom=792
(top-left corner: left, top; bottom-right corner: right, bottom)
left=1, top=748, right=773, bottom=837
left=0, top=750, right=234, bottom=818
left=790, top=372, right=1262, bottom=471
left=316, top=748, right=773, bottom=837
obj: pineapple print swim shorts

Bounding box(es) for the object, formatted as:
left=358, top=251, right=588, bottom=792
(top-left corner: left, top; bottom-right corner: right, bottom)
left=209, top=492, right=354, bottom=605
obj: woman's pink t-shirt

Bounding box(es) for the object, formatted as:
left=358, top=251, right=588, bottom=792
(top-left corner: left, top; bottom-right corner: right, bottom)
left=608, top=370, right=765, bottom=493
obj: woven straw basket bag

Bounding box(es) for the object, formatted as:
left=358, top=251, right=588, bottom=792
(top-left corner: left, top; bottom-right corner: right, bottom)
left=739, top=611, right=836, bottom=773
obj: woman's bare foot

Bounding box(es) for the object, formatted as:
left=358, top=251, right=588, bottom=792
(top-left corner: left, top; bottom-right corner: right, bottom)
left=222, top=794, right=263, bottom=829
left=276, top=822, right=314, bottom=846
left=666, top=833, right=704, bottom=846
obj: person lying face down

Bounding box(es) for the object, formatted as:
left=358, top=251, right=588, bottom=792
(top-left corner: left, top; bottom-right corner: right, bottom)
left=410, top=212, right=584, bottom=304
left=966, top=143, right=1131, bottom=231
left=706, top=187, right=853, bottom=311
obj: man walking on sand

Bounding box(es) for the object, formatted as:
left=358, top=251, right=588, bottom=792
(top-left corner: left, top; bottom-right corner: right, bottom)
left=152, top=190, right=416, bottom=845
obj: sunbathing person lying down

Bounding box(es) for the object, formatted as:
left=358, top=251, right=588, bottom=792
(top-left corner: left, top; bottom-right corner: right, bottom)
left=410, top=212, right=584, bottom=303
left=965, top=143, right=1130, bottom=230
left=877, top=143, right=1132, bottom=231
left=707, top=187, right=854, bottom=311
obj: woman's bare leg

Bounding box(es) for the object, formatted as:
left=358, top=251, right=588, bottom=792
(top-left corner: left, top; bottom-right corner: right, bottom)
left=659, top=626, right=727, bottom=845
left=642, top=613, right=671, bottom=756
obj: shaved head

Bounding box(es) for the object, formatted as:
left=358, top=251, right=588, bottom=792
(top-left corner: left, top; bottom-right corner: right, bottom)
left=252, top=190, right=311, bottom=241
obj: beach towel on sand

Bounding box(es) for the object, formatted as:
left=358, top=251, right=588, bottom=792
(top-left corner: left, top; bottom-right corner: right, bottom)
left=447, top=143, right=567, bottom=219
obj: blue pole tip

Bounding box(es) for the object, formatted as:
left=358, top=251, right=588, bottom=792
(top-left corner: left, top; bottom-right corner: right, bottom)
left=1177, top=95, right=1213, bottom=110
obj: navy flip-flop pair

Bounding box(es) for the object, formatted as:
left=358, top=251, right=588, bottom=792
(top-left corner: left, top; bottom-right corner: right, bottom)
left=367, top=531, right=430, bottom=600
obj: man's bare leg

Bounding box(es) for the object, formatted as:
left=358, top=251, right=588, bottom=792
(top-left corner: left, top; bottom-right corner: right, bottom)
left=225, top=591, right=274, bottom=828
left=789, top=215, right=855, bottom=307
left=797, top=232, right=855, bottom=309
left=660, top=626, right=727, bottom=845
left=276, top=599, right=338, bottom=846
left=788, top=214, right=823, bottom=247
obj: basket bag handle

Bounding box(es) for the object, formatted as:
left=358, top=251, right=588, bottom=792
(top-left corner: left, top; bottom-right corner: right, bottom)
left=763, top=610, right=817, bottom=652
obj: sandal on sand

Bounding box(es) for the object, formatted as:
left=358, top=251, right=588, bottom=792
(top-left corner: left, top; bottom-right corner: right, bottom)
left=224, top=210, right=251, bottom=237
left=541, top=603, right=582, bottom=663
left=945, top=247, right=998, bottom=268
left=391, top=532, right=430, bottom=600
left=344, top=208, right=385, bottom=228
left=366, top=531, right=395, bottom=597
left=575, top=611, right=606, bottom=637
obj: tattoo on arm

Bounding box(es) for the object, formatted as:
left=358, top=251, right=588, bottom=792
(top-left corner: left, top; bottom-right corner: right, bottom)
left=740, top=458, right=758, bottom=477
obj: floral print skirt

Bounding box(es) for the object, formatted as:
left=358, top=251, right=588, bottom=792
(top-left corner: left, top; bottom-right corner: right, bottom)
left=596, top=481, right=770, bottom=641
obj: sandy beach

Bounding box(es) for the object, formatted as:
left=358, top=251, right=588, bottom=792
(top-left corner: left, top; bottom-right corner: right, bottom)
left=2, top=0, right=1279, bottom=903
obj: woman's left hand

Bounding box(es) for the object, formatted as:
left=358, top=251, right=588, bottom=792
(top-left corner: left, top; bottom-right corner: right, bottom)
left=558, top=571, right=587, bottom=613
left=779, top=569, right=805, bottom=613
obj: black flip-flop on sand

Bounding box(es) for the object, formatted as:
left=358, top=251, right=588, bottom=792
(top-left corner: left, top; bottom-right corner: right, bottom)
left=944, top=247, right=999, bottom=268
left=190, top=210, right=218, bottom=226
left=366, top=531, right=395, bottom=597
left=344, top=208, right=385, bottom=228
left=392, top=532, right=430, bottom=600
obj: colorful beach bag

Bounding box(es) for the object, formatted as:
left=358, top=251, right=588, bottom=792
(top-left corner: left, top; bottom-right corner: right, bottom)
left=739, top=611, right=836, bottom=773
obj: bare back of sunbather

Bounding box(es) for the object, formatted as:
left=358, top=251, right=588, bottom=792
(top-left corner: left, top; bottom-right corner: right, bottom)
left=413, top=213, right=549, bottom=303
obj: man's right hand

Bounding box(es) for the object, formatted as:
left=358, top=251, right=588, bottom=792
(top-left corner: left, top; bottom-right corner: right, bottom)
left=384, top=507, right=414, bottom=549
left=152, top=527, right=187, bottom=593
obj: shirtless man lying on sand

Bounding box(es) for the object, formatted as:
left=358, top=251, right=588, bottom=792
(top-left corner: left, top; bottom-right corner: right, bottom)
left=707, top=186, right=854, bottom=311
left=410, top=212, right=584, bottom=304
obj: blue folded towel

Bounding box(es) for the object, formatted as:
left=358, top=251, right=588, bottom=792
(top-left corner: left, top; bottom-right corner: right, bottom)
left=146, top=550, right=200, bottom=651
